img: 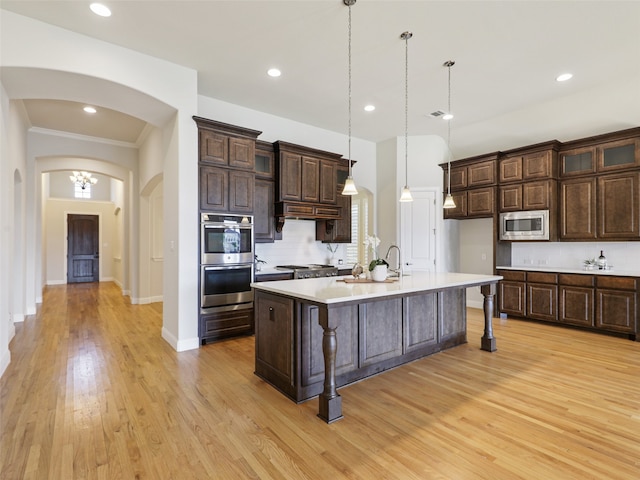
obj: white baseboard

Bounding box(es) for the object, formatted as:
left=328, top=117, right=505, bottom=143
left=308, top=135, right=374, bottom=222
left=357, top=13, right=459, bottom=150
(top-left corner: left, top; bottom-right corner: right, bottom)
left=0, top=348, right=11, bottom=379
left=12, top=313, right=25, bottom=323
left=46, top=280, right=66, bottom=285
left=161, top=327, right=200, bottom=352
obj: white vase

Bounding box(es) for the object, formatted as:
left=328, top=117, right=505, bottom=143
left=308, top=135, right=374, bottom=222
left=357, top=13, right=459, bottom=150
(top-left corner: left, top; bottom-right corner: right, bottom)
left=371, top=265, right=388, bottom=282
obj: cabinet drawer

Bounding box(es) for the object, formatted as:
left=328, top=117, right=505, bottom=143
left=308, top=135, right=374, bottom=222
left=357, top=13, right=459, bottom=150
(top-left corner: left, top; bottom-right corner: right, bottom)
left=282, top=203, right=314, bottom=216
left=527, top=272, right=557, bottom=284
left=559, top=274, right=594, bottom=287
left=596, top=276, right=637, bottom=291
left=498, top=270, right=526, bottom=282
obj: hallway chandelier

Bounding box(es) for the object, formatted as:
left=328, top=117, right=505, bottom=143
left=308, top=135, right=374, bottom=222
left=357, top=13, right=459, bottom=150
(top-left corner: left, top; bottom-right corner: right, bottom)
left=69, top=171, right=98, bottom=190
left=341, top=0, right=358, bottom=196
left=399, top=31, right=413, bottom=203
left=443, top=60, right=456, bottom=209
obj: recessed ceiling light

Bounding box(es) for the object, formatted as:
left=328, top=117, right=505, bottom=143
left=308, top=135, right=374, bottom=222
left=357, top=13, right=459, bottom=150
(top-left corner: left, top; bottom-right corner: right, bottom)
left=90, top=3, right=111, bottom=17
left=267, top=68, right=281, bottom=78
left=556, top=73, right=573, bottom=82
left=364, top=105, right=375, bottom=112
left=442, top=113, right=454, bottom=121
left=83, top=106, right=97, bottom=114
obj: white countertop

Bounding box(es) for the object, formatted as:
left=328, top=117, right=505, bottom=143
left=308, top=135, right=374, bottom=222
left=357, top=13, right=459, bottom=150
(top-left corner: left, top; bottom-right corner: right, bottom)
left=251, top=271, right=502, bottom=305
left=496, top=265, right=640, bottom=277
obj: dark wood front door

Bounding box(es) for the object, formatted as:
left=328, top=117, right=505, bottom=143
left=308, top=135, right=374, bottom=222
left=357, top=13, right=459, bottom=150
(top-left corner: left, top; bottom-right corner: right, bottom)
left=67, top=214, right=99, bottom=283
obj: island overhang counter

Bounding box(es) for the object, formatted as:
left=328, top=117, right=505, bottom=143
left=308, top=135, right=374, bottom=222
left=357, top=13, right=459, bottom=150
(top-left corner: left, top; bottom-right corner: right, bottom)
left=251, top=272, right=502, bottom=423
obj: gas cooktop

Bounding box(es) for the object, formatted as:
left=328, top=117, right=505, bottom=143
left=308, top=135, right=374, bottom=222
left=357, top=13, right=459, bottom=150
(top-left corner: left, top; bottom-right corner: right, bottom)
left=275, top=264, right=338, bottom=279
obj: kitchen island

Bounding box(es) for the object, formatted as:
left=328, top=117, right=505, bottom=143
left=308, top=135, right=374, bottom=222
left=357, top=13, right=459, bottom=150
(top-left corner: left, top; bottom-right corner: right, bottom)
left=251, top=272, right=502, bottom=423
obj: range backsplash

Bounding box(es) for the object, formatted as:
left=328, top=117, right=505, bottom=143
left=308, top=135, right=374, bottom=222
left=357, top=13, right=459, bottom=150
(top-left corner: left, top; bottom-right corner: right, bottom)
left=255, top=219, right=347, bottom=267
left=510, top=241, right=640, bottom=272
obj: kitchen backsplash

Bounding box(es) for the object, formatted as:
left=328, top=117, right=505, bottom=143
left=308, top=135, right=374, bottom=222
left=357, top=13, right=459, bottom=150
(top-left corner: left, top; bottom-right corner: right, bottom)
left=255, top=219, right=347, bottom=267
left=510, top=242, right=640, bottom=272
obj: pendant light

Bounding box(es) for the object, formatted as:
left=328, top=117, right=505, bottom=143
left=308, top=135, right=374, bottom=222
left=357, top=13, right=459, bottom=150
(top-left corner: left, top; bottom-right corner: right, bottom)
left=341, top=0, right=358, bottom=196
left=443, top=60, right=457, bottom=209
left=399, top=31, right=413, bottom=203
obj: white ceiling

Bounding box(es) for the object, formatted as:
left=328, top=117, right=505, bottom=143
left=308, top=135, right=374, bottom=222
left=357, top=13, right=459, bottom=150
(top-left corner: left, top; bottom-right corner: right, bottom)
left=2, top=0, right=640, bottom=158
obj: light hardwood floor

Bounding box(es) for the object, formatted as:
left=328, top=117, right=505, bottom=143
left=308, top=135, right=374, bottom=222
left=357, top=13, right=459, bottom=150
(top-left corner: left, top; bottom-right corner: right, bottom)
left=1, top=282, right=639, bottom=479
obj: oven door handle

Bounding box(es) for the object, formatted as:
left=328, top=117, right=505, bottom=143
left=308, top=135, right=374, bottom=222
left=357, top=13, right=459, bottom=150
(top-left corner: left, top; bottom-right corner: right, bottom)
left=202, top=264, right=253, bottom=271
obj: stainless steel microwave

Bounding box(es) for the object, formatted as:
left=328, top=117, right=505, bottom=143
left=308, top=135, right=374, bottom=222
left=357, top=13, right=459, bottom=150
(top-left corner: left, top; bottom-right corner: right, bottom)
left=499, top=210, right=550, bottom=241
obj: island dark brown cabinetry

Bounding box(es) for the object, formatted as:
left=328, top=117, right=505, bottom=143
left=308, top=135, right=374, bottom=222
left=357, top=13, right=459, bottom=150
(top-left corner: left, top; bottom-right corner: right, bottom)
left=498, top=269, right=638, bottom=340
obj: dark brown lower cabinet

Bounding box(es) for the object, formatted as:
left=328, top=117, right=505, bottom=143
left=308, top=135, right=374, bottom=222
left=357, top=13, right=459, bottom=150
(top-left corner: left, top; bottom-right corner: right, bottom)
left=498, top=270, right=526, bottom=317
left=596, top=276, right=638, bottom=334
left=559, top=274, right=594, bottom=327
left=200, top=307, right=254, bottom=344
left=499, top=270, right=638, bottom=340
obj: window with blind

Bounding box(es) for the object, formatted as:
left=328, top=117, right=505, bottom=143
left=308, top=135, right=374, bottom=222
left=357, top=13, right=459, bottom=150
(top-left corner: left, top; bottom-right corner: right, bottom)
left=345, top=193, right=372, bottom=266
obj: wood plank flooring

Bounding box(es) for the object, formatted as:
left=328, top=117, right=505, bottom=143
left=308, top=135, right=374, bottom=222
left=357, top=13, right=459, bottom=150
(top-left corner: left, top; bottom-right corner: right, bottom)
left=1, top=281, right=639, bottom=479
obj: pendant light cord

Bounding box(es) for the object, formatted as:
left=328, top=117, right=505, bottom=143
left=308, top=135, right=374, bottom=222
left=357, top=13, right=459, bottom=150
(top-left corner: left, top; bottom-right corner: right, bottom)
left=348, top=2, right=352, bottom=176
left=404, top=33, right=409, bottom=187
left=447, top=62, right=451, bottom=194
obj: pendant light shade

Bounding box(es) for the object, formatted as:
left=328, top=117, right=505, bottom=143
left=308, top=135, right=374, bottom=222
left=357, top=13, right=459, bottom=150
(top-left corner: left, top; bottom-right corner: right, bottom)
left=400, top=186, right=413, bottom=202
left=443, top=60, right=456, bottom=209
left=341, top=0, right=358, bottom=196
left=342, top=177, right=358, bottom=195
left=443, top=192, right=456, bottom=209
left=399, top=31, right=413, bottom=203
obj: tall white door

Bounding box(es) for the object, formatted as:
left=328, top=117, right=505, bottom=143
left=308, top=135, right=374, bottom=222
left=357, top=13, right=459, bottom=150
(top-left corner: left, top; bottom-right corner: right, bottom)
left=401, top=188, right=437, bottom=273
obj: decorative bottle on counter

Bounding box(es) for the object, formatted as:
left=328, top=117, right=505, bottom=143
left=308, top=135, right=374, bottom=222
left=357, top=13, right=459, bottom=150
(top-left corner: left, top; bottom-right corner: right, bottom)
left=597, top=250, right=607, bottom=270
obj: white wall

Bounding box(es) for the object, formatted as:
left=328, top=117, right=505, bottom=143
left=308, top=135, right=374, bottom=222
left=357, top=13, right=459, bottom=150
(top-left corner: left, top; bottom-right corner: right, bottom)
left=197, top=95, right=377, bottom=197
left=1, top=10, right=199, bottom=357
left=49, top=170, right=110, bottom=201
left=459, top=218, right=494, bottom=308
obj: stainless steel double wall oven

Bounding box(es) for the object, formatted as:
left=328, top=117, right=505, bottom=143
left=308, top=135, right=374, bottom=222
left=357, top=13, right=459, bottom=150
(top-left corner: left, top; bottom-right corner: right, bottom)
left=200, top=213, right=254, bottom=311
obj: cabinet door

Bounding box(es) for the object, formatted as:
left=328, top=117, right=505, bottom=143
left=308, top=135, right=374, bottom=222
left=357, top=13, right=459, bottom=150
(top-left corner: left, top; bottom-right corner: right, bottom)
left=443, top=191, right=467, bottom=218
left=319, top=160, right=337, bottom=204
left=199, top=130, right=228, bottom=165
left=359, top=298, right=403, bottom=366
left=255, top=293, right=294, bottom=384
left=522, top=179, right=555, bottom=210
left=279, top=152, right=302, bottom=201
left=467, top=160, right=496, bottom=187
left=449, top=166, right=467, bottom=190
left=255, top=147, right=275, bottom=179
left=228, top=137, right=255, bottom=170
left=559, top=285, right=594, bottom=327
left=301, top=156, right=320, bottom=202
left=499, top=184, right=522, bottom=212
left=597, top=137, right=640, bottom=173
left=254, top=180, right=280, bottom=243
left=560, top=177, right=597, bottom=239
left=596, top=289, right=636, bottom=333
left=467, top=187, right=495, bottom=217
left=319, top=170, right=352, bottom=243
left=499, top=156, right=523, bottom=184
left=499, top=281, right=526, bottom=317
left=228, top=170, right=254, bottom=213
left=527, top=283, right=558, bottom=322
left=560, top=147, right=595, bottom=177
left=598, top=173, right=640, bottom=239
left=200, top=166, right=227, bottom=212
left=523, top=151, right=553, bottom=180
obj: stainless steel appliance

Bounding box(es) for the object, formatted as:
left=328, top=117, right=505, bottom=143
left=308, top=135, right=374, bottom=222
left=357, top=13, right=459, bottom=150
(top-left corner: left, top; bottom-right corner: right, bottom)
left=201, top=263, right=254, bottom=309
left=275, top=264, right=338, bottom=279
left=201, top=213, right=254, bottom=265
left=500, top=210, right=550, bottom=241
